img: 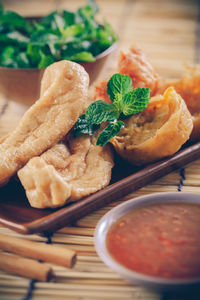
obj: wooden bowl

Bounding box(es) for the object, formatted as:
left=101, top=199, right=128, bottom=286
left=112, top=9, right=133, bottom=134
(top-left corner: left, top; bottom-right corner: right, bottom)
left=0, top=42, right=117, bottom=106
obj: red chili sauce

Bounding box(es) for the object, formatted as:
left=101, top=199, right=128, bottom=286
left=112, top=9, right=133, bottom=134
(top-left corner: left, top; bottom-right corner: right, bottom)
left=107, top=203, right=200, bottom=279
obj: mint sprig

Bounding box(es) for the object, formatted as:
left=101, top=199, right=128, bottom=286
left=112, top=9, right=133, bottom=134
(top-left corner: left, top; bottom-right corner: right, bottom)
left=72, top=73, right=150, bottom=146
left=73, top=114, right=100, bottom=137
left=107, top=73, right=133, bottom=105
left=97, top=121, right=124, bottom=147
left=85, top=100, right=119, bottom=124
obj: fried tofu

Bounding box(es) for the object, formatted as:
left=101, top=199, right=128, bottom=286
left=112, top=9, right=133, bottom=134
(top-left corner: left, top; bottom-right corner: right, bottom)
left=18, top=134, right=114, bottom=208
left=0, top=60, right=89, bottom=185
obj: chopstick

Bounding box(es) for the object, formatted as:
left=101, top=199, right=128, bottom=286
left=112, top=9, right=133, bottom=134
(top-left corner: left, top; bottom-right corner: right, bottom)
left=0, top=252, right=52, bottom=281
left=0, top=233, right=77, bottom=281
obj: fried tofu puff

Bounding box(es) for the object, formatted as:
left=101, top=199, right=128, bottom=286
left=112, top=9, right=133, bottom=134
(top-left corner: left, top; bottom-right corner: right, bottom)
left=0, top=60, right=89, bottom=185
left=164, top=66, right=200, bottom=141
left=94, top=45, right=162, bottom=103
left=18, top=134, right=114, bottom=208
left=110, top=87, right=193, bottom=166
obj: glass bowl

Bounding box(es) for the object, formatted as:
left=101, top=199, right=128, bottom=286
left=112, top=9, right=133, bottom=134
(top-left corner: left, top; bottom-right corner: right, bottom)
left=94, top=192, right=200, bottom=292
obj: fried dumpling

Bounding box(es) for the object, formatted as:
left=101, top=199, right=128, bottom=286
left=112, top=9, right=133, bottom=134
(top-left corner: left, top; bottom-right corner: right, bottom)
left=118, top=45, right=162, bottom=96
left=94, top=46, right=162, bottom=103
left=164, top=66, right=200, bottom=141
left=0, top=60, right=89, bottom=185
left=18, top=134, right=114, bottom=208
left=110, top=87, right=193, bottom=165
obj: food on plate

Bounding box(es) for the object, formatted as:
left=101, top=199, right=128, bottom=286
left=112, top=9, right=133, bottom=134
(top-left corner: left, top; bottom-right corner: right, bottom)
left=94, top=45, right=161, bottom=103
left=0, top=60, right=89, bottom=185
left=107, top=202, right=200, bottom=279
left=0, top=1, right=117, bottom=69
left=118, top=46, right=162, bottom=96
left=163, top=66, right=200, bottom=141
left=0, top=44, right=198, bottom=209
left=18, top=133, right=114, bottom=208
left=73, top=73, right=150, bottom=147
left=110, top=87, right=193, bottom=165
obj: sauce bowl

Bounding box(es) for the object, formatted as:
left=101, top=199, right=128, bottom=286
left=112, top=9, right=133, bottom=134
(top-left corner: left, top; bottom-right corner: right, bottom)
left=94, top=192, right=200, bottom=291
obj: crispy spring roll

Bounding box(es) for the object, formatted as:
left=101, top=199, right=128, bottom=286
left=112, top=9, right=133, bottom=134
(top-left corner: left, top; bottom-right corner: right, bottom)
left=111, top=87, right=193, bottom=165
left=163, top=66, right=200, bottom=141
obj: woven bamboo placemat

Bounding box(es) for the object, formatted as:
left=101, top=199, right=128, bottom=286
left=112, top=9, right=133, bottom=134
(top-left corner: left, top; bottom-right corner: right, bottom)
left=0, top=0, right=199, bottom=299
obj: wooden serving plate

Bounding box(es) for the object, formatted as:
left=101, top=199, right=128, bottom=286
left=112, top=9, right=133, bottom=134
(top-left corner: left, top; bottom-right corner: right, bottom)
left=0, top=141, right=200, bottom=235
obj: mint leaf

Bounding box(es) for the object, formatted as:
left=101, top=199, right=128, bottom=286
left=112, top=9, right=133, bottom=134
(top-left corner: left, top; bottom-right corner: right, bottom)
left=107, top=73, right=132, bottom=104
left=121, top=87, right=150, bottom=116
left=73, top=114, right=100, bottom=137
left=97, top=121, right=124, bottom=147
left=85, top=100, right=119, bottom=124
left=73, top=73, right=150, bottom=146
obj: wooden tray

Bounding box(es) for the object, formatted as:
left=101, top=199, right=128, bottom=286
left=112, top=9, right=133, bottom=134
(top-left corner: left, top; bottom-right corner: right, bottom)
left=0, top=142, right=200, bottom=235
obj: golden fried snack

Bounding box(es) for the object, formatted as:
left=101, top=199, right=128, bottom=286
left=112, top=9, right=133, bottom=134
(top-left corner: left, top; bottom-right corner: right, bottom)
left=118, top=45, right=162, bottom=96
left=110, top=87, right=193, bottom=166
left=18, top=134, right=114, bottom=208
left=164, top=66, right=200, bottom=141
left=94, top=45, right=162, bottom=103
left=0, top=60, right=89, bottom=185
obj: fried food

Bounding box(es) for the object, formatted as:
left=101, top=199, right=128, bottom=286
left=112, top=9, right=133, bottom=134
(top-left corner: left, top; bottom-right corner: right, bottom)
left=164, top=66, right=200, bottom=141
left=94, top=45, right=162, bottom=103
left=118, top=46, right=162, bottom=96
left=18, top=134, right=114, bottom=208
left=0, top=60, right=89, bottom=185
left=110, top=87, right=193, bottom=165
left=94, top=80, right=111, bottom=103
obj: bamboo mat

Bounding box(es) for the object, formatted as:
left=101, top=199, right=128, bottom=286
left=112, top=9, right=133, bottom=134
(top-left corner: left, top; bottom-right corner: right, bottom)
left=0, top=0, right=200, bottom=299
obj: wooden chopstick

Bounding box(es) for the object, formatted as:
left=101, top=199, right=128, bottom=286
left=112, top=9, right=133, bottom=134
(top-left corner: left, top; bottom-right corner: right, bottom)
left=0, top=252, right=53, bottom=281
left=0, top=234, right=76, bottom=268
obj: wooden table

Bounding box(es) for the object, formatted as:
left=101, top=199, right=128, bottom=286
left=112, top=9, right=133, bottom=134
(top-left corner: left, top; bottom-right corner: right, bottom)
left=0, top=0, right=200, bottom=299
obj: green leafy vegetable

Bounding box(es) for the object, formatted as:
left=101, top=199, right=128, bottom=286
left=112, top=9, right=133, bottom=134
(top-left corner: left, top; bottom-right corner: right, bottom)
left=73, top=114, right=100, bottom=137
left=62, top=24, right=85, bottom=39
left=0, top=0, right=117, bottom=69
left=66, top=51, right=95, bottom=62
left=107, top=73, right=132, bottom=104
left=0, top=46, right=16, bottom=67
left=121, top=87, right=150, bottom=115
left=73, top=73, right=151, bottom=146
left=97, top=121, right=124, bottom=147
left=0, top=3, right=3, bottom=14
left=85, top=100, right=119, bottom=124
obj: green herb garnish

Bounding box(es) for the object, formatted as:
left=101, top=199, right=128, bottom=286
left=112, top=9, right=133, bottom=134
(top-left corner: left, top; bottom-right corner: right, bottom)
left=73, top=73, right=150, bottom=146
left=0, top=0, right=117, bottom=68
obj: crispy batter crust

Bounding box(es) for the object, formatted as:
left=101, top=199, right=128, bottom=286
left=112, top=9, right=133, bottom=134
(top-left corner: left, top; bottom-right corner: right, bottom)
left=163, top=66, right=200, bottom=142
left=94, top=45, right=162, bottom=103
left=111, top=87, right=193, bottom=165
left=118, top=45, right=162, bottom=96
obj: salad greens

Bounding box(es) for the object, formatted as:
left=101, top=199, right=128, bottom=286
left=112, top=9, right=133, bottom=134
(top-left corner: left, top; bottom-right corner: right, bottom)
left=0, top=0, right=117, bottom=68
left=73, top=73, right=150, bottom=146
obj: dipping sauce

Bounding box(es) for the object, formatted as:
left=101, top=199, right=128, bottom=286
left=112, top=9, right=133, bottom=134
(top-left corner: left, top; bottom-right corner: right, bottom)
left=107, top=203, right=200, bottom=279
